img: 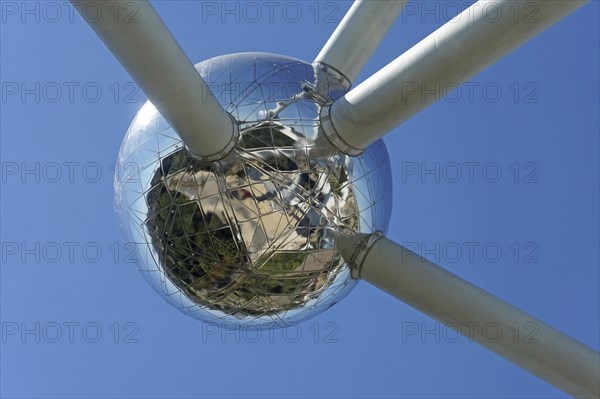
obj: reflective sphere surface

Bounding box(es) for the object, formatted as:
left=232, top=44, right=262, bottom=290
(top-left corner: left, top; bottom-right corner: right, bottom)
left=115, top=53, right=392, bottom=326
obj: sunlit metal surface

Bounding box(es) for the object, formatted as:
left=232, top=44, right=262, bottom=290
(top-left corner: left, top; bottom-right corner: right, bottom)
left=115, top=53, right=392, bottom=326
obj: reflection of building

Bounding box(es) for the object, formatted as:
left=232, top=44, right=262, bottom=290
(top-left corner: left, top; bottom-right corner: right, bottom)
left=145, top=122, right=358, bottom=318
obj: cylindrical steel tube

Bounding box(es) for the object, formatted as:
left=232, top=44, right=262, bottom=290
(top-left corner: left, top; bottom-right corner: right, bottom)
left=338, top=232, right=600, bottom=398
left=71, top=0, right=238, bottom=161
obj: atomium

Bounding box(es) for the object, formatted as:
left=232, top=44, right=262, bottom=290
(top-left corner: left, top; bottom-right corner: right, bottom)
left=68, top=0, right=597, bottom=395
left=115, top=53, right=392, bottom=327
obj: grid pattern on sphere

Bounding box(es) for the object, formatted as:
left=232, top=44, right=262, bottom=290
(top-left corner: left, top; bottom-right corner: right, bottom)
left=114, top=53, right=392, bottom=327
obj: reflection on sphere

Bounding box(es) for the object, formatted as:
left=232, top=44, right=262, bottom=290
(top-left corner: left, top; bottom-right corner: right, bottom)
left=115, top=53, right=392, bottom=327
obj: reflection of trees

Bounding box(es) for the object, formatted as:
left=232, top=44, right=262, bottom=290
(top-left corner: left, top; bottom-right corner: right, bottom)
left=144, top=123, right=358, bottom=318
left=146, top=150, right=242, bottom=295
left=240, top=124, right=295, bottom=150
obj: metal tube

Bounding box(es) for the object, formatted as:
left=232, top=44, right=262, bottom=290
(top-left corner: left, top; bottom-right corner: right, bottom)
left=70, top=0, right=238, bottom=162
left=314, top=0, right=408, bottom=83
left=337, top=232, right=600, bottom=398
left=322, top=0, right=588, bottom=154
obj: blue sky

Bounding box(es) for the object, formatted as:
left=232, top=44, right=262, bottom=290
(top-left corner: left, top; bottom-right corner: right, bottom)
left=1, top=1, right=598, bottom=398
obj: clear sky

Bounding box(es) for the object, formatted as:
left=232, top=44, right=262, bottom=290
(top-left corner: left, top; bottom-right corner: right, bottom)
left=1, top=1, right=598, bottom=398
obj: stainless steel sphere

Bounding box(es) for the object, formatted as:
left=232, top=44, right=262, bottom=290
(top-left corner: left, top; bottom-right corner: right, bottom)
left=114, top=53, right=392, bottom=327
